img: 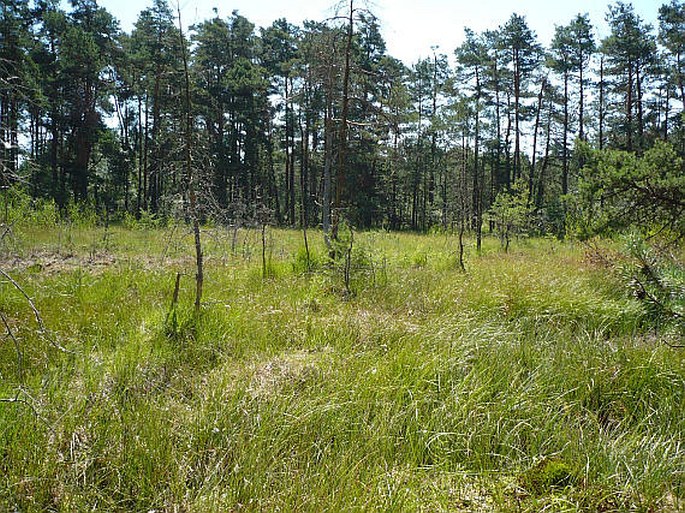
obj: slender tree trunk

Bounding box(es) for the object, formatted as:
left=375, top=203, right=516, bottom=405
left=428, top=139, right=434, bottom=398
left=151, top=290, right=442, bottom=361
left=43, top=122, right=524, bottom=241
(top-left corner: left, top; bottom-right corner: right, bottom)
left=322, top=91, right=333, bottom=252
left=284, top=76, right=294, bottom=224
left=429, top=52, right=438, bottom=210
left=678, top=51, right=685, bottom=114
left=143, top=99, right=150, bottom=211
left=599, top=56, right=605, bottom=151
left=504, top=91, right=512, bottom=190
left=459, top=127, right=468, bottom=270
left=492, top=60, right=501, bottom=228
left=579, top=53, right=586, bottom=140
left=50, top=118, right=60, bottom=205
left=299, top=98, right=310, bottom=229
left=412, top=99, right=423, bottom=231
left=288, top=77, right=296, bottom=226
left=626, top=60, right=634, bottom=152
left=150, top=57, right=162, bottom=212
left=664, top=85, right=670, bottom=140
left=0, top=92, right=6, bottom=183
left=333, top=0, right=354, bottom=239
left=536, top=93, right=553, bottom=209
left=299, top=111, right=311, bottom=270
left=635, top=64, right=644, bottom=152
left=513, top=49, right=521, bottom=183
left=473, top=69, right=482, bottom=251
left=136, top=96, right=143, bottom=213
left=458, top=216, right=465, bottom=271
left=562, top=70, right=569, bottom=196
left=441, top=162, right=448, bottom=231
left=177, top=6, right=203, bottom=313
left=530, top=78, right=545, bottom=203
left=389, top=119, right=400, bottom=230
left=266, top=115, right=282, bottom=224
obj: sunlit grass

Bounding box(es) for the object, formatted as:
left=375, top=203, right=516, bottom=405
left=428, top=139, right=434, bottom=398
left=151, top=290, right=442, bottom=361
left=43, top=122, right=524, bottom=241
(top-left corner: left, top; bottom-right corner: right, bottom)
left=0, top=224, right=683, bottom=511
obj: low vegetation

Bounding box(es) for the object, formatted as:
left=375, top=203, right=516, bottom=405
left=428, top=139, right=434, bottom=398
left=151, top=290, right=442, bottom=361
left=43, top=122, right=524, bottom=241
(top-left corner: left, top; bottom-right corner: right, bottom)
left=1, top=220, right=683, bottom=512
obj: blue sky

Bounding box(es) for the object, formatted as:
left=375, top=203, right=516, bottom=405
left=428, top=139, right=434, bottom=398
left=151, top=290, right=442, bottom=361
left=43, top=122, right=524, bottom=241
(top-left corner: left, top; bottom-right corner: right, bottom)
left=97, top=0, right=661, bottom=64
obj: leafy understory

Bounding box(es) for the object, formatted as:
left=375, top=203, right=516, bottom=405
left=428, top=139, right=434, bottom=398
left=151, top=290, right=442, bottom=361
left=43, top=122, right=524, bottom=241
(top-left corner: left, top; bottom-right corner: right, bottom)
left=0, top=226, right=684, bottom=512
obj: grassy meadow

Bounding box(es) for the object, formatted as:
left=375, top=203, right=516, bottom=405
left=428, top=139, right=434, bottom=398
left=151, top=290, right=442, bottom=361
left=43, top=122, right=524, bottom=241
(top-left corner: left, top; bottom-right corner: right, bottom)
left=0, top=221, right=684, bottom=512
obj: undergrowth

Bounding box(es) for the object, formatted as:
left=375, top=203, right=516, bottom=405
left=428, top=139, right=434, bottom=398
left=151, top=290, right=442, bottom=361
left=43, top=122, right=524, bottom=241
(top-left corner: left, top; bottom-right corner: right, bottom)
left=0, top=225, right=683, bottom=512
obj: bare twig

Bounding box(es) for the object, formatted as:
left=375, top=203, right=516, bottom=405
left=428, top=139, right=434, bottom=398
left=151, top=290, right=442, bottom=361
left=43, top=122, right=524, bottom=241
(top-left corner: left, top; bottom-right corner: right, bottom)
left=663, top=339, right=685, bottom=349
left=171, top=272, right=182, bottom=310
left=262, top=224, right=268, bottom=279
left=160, top=219, right=180, bottom=264
left=0, top=390, right=55, bottom=434
left=344, top=225, right=354, bottom=297
left=0, top=311, right=24, bottom=384
left=0, top=268, right=70, bottom=352
left=0, top=268, right=46, bottom=331
left=0, top=220, right=16, bottom=241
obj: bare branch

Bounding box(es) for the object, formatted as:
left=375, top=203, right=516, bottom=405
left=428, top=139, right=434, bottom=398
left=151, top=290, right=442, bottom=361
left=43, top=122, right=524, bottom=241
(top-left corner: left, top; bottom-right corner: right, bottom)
left=0, top=269, right=70, bottom=353
left=0, top=390, right=56, bottom=434
left=0, top=311, right=24, bottom=384
left=0, top=269, right=46, bottom=331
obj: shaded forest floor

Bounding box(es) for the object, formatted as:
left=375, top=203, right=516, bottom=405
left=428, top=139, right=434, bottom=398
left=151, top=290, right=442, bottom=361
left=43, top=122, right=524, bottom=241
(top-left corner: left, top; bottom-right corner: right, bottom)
left=0, top=225, right=684, bottom=512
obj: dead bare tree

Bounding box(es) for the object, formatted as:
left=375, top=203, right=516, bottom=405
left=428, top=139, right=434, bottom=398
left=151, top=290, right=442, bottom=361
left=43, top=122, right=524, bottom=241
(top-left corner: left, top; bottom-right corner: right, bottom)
left=177, top=4, right=203, bottom=313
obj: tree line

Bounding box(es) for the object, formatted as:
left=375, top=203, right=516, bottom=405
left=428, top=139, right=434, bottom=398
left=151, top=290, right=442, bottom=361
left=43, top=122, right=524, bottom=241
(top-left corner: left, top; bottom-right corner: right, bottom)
left=1, top=0, right=684, bottom=239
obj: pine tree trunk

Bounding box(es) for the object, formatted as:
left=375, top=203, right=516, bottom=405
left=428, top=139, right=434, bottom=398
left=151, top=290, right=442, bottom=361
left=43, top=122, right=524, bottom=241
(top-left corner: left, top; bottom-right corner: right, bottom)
left=579, top=54, right=585, bottom=140
left=177, top=7, right=203, bottom=313
left=562, top=71, right=569, bottom=196
left=530, top=78, right=545, bottom=203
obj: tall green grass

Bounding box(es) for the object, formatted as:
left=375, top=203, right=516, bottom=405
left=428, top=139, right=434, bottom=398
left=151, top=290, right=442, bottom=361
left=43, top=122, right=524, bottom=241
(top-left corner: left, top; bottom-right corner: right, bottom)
left=0, top=225, right=683, bottom=511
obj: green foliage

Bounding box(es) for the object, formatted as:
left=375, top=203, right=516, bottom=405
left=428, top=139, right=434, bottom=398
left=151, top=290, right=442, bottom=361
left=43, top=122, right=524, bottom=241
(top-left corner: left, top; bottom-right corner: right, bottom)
left=291, top=245, right=315, bottom=274
left=325, top=221, right=385, bottom=296
left=622, top=233, right=685, bottom=337
left=64, top=200, right=98, bottom=228
left=4, top=0, right=683, bottom=238
left=410, top=250, right=429, bottom=268
left=486, top=180, right=533, bottom=251
left=122, top=209, right=164, bottom=230
left=571, top=142, right=685, bottom=348
left=0, top=187, right=59, bottom=228
left=572, top=140, right=685, bottom=240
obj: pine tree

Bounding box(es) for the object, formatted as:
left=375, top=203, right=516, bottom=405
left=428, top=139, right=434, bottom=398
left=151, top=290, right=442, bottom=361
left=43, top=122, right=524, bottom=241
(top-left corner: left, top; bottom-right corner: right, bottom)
left=602, top=2, right=657, bottom=152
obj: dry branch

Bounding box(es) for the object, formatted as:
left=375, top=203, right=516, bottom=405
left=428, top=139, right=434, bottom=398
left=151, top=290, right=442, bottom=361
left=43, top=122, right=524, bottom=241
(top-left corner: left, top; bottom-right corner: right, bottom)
left=0, top=268, right=70, bottom=352
left=0, top=311, right=24, bottom=383
left=0, top=390, right=55, bottom=434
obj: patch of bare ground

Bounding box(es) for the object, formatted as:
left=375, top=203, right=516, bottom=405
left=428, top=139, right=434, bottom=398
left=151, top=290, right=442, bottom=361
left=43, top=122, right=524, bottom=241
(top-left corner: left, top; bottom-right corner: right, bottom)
left=339, top=308, right=421, bottom=340
left=0, top=250, right=117, bottom=274
left=134, top=254, right=196, bottom=271
left=0, top=250, right=201, bottom=274
left=247, top=348, right=333, bottom=398
left=389, top=468, right=498, bottom=512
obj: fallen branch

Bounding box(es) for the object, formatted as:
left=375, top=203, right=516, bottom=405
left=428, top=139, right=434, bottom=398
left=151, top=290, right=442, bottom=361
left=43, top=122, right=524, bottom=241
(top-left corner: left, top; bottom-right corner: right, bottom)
left=663, top=339, right=685, bottom=349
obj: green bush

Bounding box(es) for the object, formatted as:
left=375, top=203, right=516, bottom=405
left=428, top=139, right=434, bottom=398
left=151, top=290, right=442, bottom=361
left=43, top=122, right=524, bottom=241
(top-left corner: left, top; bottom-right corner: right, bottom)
left=0, top=187, right=59, bottom=228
